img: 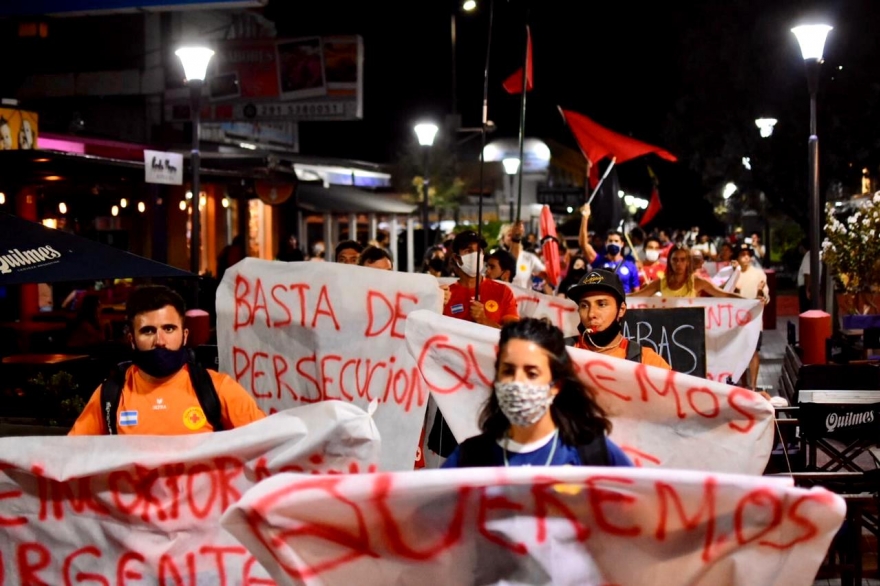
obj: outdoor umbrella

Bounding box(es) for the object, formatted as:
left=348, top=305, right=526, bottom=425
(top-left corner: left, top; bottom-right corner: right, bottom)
left=539, top=205, right=560, bottom=287
left=0, top=213, right=194, bottom=285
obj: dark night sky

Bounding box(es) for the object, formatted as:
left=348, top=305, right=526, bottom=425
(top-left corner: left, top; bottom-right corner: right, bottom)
left=265, top=0, right=880, bottom=223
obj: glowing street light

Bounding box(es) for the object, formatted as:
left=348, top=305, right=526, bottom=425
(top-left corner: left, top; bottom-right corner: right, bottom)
left=792, top=23, right=832, bottom=309
left=755, top=118, right=778, bottom=138
left=414, top=122, right=439, bottom=252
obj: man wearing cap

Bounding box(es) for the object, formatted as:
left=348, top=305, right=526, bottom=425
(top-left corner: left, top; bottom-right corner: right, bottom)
left=566, top=269, right=670, bottom=368
left=444, top=230, right=519, bottom=328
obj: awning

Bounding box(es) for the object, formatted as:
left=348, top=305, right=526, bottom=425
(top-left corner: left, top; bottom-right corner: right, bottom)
left=295, top=182, right=416, bottom=215
left=0, top=213, right=194, bottom=284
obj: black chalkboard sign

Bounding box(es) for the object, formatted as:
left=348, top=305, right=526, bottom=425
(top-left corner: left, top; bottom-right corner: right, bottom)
left=621, top=308, right=707, bottom=377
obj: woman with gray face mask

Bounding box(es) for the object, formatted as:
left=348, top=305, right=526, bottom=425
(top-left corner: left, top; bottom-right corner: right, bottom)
left=442, top=318, right=633, bottom=467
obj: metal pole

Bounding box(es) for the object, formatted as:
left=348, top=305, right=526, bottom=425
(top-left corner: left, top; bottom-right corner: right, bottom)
left=450, top=10, right=457, bottom=118
left=189, top=81, right=202, bottom=306
left=805, top=57, right=821, bottom=310
left=422, top=147, right=430, bottom=254
left=474, top=0, right=494, bottom=303
left=515, top=20, right=529, bottom=223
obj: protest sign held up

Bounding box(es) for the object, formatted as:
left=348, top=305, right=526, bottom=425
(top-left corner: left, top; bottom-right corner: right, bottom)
left=405, top=310, right=774, bottom=474
left=0, top=402, right=380, bottom=584
left=223, top=467, right=845, bottom=586
left=217, top=259, right=441, bottom=470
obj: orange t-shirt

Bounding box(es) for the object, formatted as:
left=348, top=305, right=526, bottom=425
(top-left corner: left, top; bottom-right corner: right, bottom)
left=444, top=279, right=519, bottom=325
left=574, top=336, right=671, bottom=369
left=68, top=365, right=266, bottom=435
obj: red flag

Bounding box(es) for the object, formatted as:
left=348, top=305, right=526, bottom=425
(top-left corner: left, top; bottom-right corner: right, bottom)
left=559, top=107, right=677, bottom=167
left=640, top=186, right=663, bottom=227
left=503, top=27, right=533, bottom=94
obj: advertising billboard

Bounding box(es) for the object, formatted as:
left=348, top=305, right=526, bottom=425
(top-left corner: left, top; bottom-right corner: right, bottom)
left=166, top=35, right=363, bottom=122
left=0, top=108, right=38, bottom=150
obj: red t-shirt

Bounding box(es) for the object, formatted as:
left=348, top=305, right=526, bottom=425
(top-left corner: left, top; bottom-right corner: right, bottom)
left=444, top=279, right=519, bottom=325
left=641, top=262, right=666, bottom=285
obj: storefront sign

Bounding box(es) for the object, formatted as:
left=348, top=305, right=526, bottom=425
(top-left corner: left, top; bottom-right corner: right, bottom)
left=144, top=149, right=183, bottom=185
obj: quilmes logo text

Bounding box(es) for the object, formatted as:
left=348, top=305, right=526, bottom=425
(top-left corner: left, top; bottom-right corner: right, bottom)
left=0, top=246, right=63, bottom=274
left=826, top=409, right=875, bottom=432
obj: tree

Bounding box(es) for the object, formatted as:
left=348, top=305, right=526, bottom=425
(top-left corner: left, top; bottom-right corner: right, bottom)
left=393, top=121, right=467, bottom=227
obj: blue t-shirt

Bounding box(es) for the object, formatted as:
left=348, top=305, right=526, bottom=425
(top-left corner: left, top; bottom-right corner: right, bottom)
left=593, top=257, right=640, bottom=293
left=441, top=434, right=633, bottom=468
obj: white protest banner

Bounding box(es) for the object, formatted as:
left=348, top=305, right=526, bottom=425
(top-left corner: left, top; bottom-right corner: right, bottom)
left=405, top=310, right=774, bottom=474
left=222, top=467, right=845, bottom=586
left=625, top=297, right=763, bottom=383
left=217, top=259, right=441, bottom=471
left=0, top=402, right=379, bottom=584
left=438, top=276, right=580, bottom=336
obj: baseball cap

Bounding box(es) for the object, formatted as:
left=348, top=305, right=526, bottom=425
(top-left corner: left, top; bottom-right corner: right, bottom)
left=451, top=230, right=488, bottom=253
left=565, top=268, right=626, bottom=304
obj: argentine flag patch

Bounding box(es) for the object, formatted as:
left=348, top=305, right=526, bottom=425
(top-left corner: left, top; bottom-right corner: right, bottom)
left=119, top=410, right=138, bottom=426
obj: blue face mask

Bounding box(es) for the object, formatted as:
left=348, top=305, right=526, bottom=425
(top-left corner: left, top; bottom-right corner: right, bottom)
left=132, top=347, right=188, bottom=378
left=606, top=244, right=622, bottom=257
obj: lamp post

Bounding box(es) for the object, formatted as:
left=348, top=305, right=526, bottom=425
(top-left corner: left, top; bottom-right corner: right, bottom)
left=414, top=122, right=439, bottom=253
left=176, top=45, right=214, bottom=305
left=502, top=157, right=520, bottom=222
left=792, top=24, right=832, bottom=310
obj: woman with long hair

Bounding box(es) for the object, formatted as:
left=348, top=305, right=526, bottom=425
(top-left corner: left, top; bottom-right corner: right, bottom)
left=631, top=244, right=742, bottom=298
left=442, top=318, right=632, bottom=467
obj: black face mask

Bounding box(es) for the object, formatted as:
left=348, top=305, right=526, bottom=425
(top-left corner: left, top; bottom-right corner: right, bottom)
left=582, top=319, right=622, bottom=347
left=132, top=347, right=189, bottom=378
left=606, top=244, right=622, bottom=257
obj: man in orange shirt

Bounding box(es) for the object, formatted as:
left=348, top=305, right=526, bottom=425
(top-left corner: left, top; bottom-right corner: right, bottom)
left=443, top=230, right=519, bottom=328
left=69, top=285, right=265, bottom=435
left=566, top=269, right=670, bottom=369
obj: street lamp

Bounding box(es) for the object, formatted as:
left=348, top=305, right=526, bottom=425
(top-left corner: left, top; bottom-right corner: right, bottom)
left=502, top=157, right=520, bottom=222
left=755, top=117, right=778, bottom=138
left=792, top=23, right=832, bottom=309
left=176, top=45, right=214, bottom=304
left=414, top=122, right=439, bottom=253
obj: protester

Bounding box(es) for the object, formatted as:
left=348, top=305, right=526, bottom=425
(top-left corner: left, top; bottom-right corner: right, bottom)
left=276, top=234, right=305, bottom=262
left=69, top=285, right=266, bottom=435
left=358, top=245, right=393, bottom=270
left=578, top=204, right=640, bottom=293
left=485, top=249, right=516, bottom=284
left=639, top=236, right=666, bottom=285
left=733, top=244, right=769, bottom=391
left=442, top=318, right=633, bottom=467
left=335, top=240, right=363, bottom=265
left=444, top=230, right=518, bottom=328
left=498, top=221, right=546, bottom=289
left=556, top=255, right=588, bottom=298
left=566, top=269, right=671, bottom=368
left=632, top=244, right=743, bottom=299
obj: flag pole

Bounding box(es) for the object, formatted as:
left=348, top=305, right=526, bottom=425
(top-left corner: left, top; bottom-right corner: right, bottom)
left=586, top=157, right=617, bottom=206
left=474, top=0, right=495, bottom=302
left=515, top=17, right=529, bottom=223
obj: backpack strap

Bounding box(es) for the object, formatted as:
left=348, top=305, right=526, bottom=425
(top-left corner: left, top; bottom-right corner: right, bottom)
left=100, top=361, right=131, bottom=435
left=456, top=434, right=498, bottom=467
left=625, top=339, right=642, bottom=363
left=185, top=350, right=224, bottom=432
left=576, top=434, right=610, bottom=466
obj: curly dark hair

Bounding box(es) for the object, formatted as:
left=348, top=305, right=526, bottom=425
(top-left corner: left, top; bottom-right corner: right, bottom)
left=479, top=318, right=611, bottom=445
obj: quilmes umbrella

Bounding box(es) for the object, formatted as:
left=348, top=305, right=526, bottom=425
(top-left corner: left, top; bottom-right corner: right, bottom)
left=0, top=213, right=194, bottom=285
left=539, top=205, right=560, bottom=287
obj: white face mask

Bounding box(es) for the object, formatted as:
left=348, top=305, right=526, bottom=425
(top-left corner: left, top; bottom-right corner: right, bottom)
left=645, top=249, right=660, bottom=262
left=494, top=380, right=556, bottom=427
left=457, top=251, right=480, bottom=277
